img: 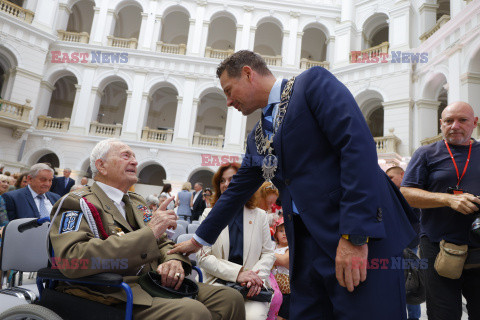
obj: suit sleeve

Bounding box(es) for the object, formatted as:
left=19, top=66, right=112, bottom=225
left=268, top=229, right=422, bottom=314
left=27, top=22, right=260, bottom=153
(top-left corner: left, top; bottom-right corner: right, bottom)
left=2, top=193, right=16, bottom=221
left=304, top=67, right=385, bottom=238
left=195, top=136, right=265, bottom=244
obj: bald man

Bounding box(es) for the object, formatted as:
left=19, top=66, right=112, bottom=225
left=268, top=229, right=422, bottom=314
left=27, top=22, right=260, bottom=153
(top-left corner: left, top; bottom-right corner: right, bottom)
left=401, top=102, right=480, bottom=320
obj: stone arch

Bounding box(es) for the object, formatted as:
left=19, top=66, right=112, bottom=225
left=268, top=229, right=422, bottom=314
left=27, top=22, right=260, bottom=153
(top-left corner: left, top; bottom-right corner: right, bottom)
left=187, top=167, right=215, bottom=189
left=252, top=14, right=285, bottom=30
left=28, top=149, right=61, bottom=169
left=44, top=65, right=82, bottom=86
left=161, top=4, right=191, bottom=18
left=112, top=0, right=144, bottom=13
left=138, top=162, right=167, bottom=186
left=355, top=90, right=385, bottom=137
left=144, top=78, right=181, bottom=97
left=160, top=5, right=190, bottom=44
left=206, top=11, right=237, bottom=51
left=145, top=82, right=179, bottom=130
left=361, top=12, right=389, bottom=49
left=94, top=71, right=132, bottom=91
left=48, top=72, right=78, bottom=119
left=66, top=0, right=95, bottom=33
left=301, top=22, right=330, bottom=62
left=254, top=17, right=283, bottom=56
left=421, top=72, right=448, bottom=101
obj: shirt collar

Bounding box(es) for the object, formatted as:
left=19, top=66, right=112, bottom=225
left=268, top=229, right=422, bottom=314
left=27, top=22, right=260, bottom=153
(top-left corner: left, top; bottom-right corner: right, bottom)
left=96, top=181, right=125, bottom=205
left=28, top=185, right=41, bottom=198
left=262, top=78, right=283, bottom=115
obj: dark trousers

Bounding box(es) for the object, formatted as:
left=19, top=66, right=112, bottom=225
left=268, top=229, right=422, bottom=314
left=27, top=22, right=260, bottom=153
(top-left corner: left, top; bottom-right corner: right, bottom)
left=419, top=237, right=480, bottom=320
left=287, top=214, right=407, bottom=320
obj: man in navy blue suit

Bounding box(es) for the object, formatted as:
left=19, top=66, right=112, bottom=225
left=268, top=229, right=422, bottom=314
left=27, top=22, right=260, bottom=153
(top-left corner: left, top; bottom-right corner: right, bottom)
left=170, top=51, right=416, bottom=319
left=3, top=163, right=60, bottom=220
left=50, top=167, right=75, bottom=197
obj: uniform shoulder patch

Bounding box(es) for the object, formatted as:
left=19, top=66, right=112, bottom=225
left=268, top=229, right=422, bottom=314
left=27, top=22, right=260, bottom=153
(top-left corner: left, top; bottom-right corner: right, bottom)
left=59, top=211, right=83, bottom=234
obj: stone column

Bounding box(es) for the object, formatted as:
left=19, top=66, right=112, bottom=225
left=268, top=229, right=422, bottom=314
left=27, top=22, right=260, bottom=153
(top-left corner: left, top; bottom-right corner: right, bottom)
left=325, top=36, right=335, bottom=67
left=55, top=3, right=71, bottom=31
left=173, top=77, right=197, bottom=146
left=223, top=107, right=245, bottom=152
left=234, top=24, right=243, bottom=51
left=89, top=7, right=102, bottom=44
left=460, top=72, right=480, bottom=117
left=241, top=6, right=254, bottom=50
left=186, top=18, right=197, bottom=55
left=32, top=0, right=58, bottom=32
left=199, top=20, right=210, bottom=57
left=104, top=9, right=117, bottom=46
left=87, top=87, right=104, bottom=128
left=138, top=12, right=150, bottom=50
left=415, top=99, right=441, bottom=147
left=152, top=15, right=163, bottom=51
left=70, top=68, right=95, bottom=134
left=295, top=32, right=303, bottom=68
left=188, top=1, right=207, bottom=56
left=1, top=67, right=16, bottom=100
left=249, top=26, right=257, bottom=51
left=389, top=1, right=413, bottom=51
left=383, top=99, right=413, bottom=156
left=286, top=11, right=300, bottom=67
left=419, top=2, right=439, bottom=36
left=447, top=47, right=462, bottom=103
left=35, top=81, right=55, bottom=118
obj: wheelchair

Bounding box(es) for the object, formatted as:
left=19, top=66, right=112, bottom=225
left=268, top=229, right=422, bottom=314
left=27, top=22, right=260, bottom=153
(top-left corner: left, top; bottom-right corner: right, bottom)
left=0, top=217, right=203, bottom=320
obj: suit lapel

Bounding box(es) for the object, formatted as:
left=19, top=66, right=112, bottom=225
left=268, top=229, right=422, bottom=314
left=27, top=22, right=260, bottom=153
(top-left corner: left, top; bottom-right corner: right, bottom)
left=91, top=183, right=133, bottom=232
left=273, top=79, right=292, bottom=180
left=243, top=207, right=256, bottom=263
left=24, top=188, right=39, bottom=218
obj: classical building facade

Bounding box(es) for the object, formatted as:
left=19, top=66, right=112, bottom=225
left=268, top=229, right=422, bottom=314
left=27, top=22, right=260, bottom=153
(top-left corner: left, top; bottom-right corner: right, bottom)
left=0, top=0, right=479, bottom=196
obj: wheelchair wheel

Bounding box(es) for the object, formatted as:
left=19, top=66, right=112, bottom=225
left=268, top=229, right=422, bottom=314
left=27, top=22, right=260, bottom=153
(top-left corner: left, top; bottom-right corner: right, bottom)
left=0, top=304, right=63, bottom=320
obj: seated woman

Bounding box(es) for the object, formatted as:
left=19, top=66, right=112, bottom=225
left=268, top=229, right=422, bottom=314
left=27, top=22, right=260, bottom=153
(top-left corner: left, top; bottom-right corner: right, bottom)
left=197, top=163, right=275, bottom=320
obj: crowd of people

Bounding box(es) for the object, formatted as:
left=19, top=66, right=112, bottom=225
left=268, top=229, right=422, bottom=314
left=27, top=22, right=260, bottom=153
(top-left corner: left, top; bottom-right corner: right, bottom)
left=1, top=51, right=479, bottom=320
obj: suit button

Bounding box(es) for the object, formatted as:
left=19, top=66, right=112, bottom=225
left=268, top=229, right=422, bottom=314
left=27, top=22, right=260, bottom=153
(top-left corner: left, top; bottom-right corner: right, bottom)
left=376, top=208, right=383, bottom=222
left=285, top=179, right=291, bottom=186
left=141, top=253, right=147, bottom=259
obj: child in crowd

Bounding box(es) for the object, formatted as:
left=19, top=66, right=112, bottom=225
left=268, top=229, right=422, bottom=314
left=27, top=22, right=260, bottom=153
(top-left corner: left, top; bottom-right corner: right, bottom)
left=272, top=217, right=290, bottom=320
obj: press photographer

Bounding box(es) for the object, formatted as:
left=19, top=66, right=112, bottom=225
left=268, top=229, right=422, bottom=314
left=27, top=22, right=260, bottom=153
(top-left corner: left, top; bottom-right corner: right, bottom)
left=401, top=101, right=480, bottom=320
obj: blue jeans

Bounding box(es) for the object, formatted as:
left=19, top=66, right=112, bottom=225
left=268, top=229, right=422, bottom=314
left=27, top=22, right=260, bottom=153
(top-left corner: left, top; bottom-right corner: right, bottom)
left=407, top=247, right=421, bottom=319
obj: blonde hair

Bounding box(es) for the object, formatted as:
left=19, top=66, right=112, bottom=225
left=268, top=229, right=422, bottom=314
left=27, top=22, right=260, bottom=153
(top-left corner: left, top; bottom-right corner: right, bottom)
left=182, top=182, right=192, bottom=191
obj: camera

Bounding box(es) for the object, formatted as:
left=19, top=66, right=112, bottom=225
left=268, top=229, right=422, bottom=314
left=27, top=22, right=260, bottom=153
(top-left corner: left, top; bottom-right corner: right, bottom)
left=471, top=213, right=480, bottom=242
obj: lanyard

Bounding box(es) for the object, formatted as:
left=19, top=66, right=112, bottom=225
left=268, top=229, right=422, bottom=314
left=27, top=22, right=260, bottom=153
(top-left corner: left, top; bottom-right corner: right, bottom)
left=444, top=140, right=472, bottom=188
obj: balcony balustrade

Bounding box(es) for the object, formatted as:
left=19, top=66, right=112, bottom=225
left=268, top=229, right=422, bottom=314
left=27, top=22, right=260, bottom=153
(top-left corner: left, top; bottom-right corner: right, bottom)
left=57, top=30, right=89, bottom=43
left=107, top=36, right=138, bottom=49
left=420, top=134, right=443, bottom=146
left=89, top=121, right=122, bottom=137
left=374, top=133, right=400, bottom=154
left=300, top=58, right=329, bottom=70
left=205, top=47, right=234, bottom=60
left=156, top=42, right=186, bottom=55
left=36, top=116, right=70, bottom=132
left=141, top=127, right=174, bottom=143
left=260, top=54, right=282, bottom=66
left=420, top=15, right=450, bottom=42
left=0, top=0, right=34, bottom=23
left=350, top=42, right=389, bottom=63
left=0, top=98, right=32, bottom=138
left=192, top=132, right=224, bottom=149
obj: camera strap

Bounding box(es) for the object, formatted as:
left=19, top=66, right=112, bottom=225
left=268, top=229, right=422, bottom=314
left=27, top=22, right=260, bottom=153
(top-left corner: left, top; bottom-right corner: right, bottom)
left=444, top=139, right=472, bottom=191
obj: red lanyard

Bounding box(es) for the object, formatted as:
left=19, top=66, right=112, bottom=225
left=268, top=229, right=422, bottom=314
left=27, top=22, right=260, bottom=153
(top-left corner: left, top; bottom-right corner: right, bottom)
left=444, top=139, right=472, bottom=188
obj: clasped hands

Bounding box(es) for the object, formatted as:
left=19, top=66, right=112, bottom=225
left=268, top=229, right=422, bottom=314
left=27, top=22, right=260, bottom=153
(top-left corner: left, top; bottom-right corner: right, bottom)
left=236, top=269, right=264, bottom=298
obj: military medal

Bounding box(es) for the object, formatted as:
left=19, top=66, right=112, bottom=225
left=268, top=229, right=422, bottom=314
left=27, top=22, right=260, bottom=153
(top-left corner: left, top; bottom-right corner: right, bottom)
left=255, top=77, right=295, bottom=182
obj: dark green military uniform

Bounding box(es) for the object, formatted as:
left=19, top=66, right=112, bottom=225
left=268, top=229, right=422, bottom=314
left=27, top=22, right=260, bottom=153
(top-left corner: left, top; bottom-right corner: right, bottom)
left=49, top=182, right=245, bottom=320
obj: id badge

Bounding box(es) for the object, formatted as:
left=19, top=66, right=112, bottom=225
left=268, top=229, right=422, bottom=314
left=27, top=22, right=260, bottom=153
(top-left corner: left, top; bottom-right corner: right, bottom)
left=447, top=187, right=464, bottom=195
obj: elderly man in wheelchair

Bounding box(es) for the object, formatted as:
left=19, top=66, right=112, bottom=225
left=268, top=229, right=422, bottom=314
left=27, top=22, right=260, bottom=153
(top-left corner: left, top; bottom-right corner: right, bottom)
left=0, top=138, right=245, bottom=320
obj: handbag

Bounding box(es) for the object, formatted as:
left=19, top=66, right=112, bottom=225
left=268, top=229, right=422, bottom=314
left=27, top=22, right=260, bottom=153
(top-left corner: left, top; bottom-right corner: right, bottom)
left=402, top=248, right=425, bottom=305
left=434, top=240, right=468, bottom=279
left=218, top=280, right=273, bottom=303
left=273, top=271, right=290, bottom=295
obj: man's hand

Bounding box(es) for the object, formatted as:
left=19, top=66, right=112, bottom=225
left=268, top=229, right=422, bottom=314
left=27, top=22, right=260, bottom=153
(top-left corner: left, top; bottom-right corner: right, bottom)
left=335, top=237, right=368, bottom=292
left=148, top=196, right=177, bottom=239
left=157, top=260, right=185, bottom=290
left=168, top=237, right=201, bottom=255
left=237, top=270, right=263, bottom=289
left=446, top=193, right=480, bottom=215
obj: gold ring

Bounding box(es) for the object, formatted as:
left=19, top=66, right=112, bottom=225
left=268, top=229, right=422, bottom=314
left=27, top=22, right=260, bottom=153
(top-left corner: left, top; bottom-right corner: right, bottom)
left=175, top=273, right=181, bottom=278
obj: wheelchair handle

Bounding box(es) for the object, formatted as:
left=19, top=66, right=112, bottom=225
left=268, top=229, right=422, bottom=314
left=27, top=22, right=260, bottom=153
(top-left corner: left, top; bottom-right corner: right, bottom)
left=18, top=217, right=50, bottom=233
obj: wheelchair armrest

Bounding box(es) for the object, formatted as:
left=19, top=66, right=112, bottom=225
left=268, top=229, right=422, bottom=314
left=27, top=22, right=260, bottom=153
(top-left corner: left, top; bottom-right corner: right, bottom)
left=37, top=267, right=124, bottom=286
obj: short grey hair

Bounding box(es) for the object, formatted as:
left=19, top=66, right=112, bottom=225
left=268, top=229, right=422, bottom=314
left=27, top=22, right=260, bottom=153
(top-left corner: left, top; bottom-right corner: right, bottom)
left=90, top=138, right=121, bottom=178
left=146, top=195, right=159, bottom=206
left=29, top=163, right=54, bottom=178
left=0, top=174, right=8, bottom=182
left=64, top=168, right=72, bottom=172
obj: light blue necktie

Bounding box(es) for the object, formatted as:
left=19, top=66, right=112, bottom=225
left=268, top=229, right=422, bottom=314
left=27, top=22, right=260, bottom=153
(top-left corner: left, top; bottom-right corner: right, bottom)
left=64, top=178, right=69, bottom=188
left=37, top=194, right=50, bottom=218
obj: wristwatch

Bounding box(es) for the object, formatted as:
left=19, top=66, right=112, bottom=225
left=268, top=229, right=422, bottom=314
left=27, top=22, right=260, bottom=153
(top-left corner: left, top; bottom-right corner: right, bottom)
left=342, top=234, right=369, bottom=246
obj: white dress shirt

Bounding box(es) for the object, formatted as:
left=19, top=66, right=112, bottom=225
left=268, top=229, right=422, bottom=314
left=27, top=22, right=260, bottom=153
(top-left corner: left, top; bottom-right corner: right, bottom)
left=96, top=181, right=128, bottom=220
left=28, top=185, right=53, bottom=214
